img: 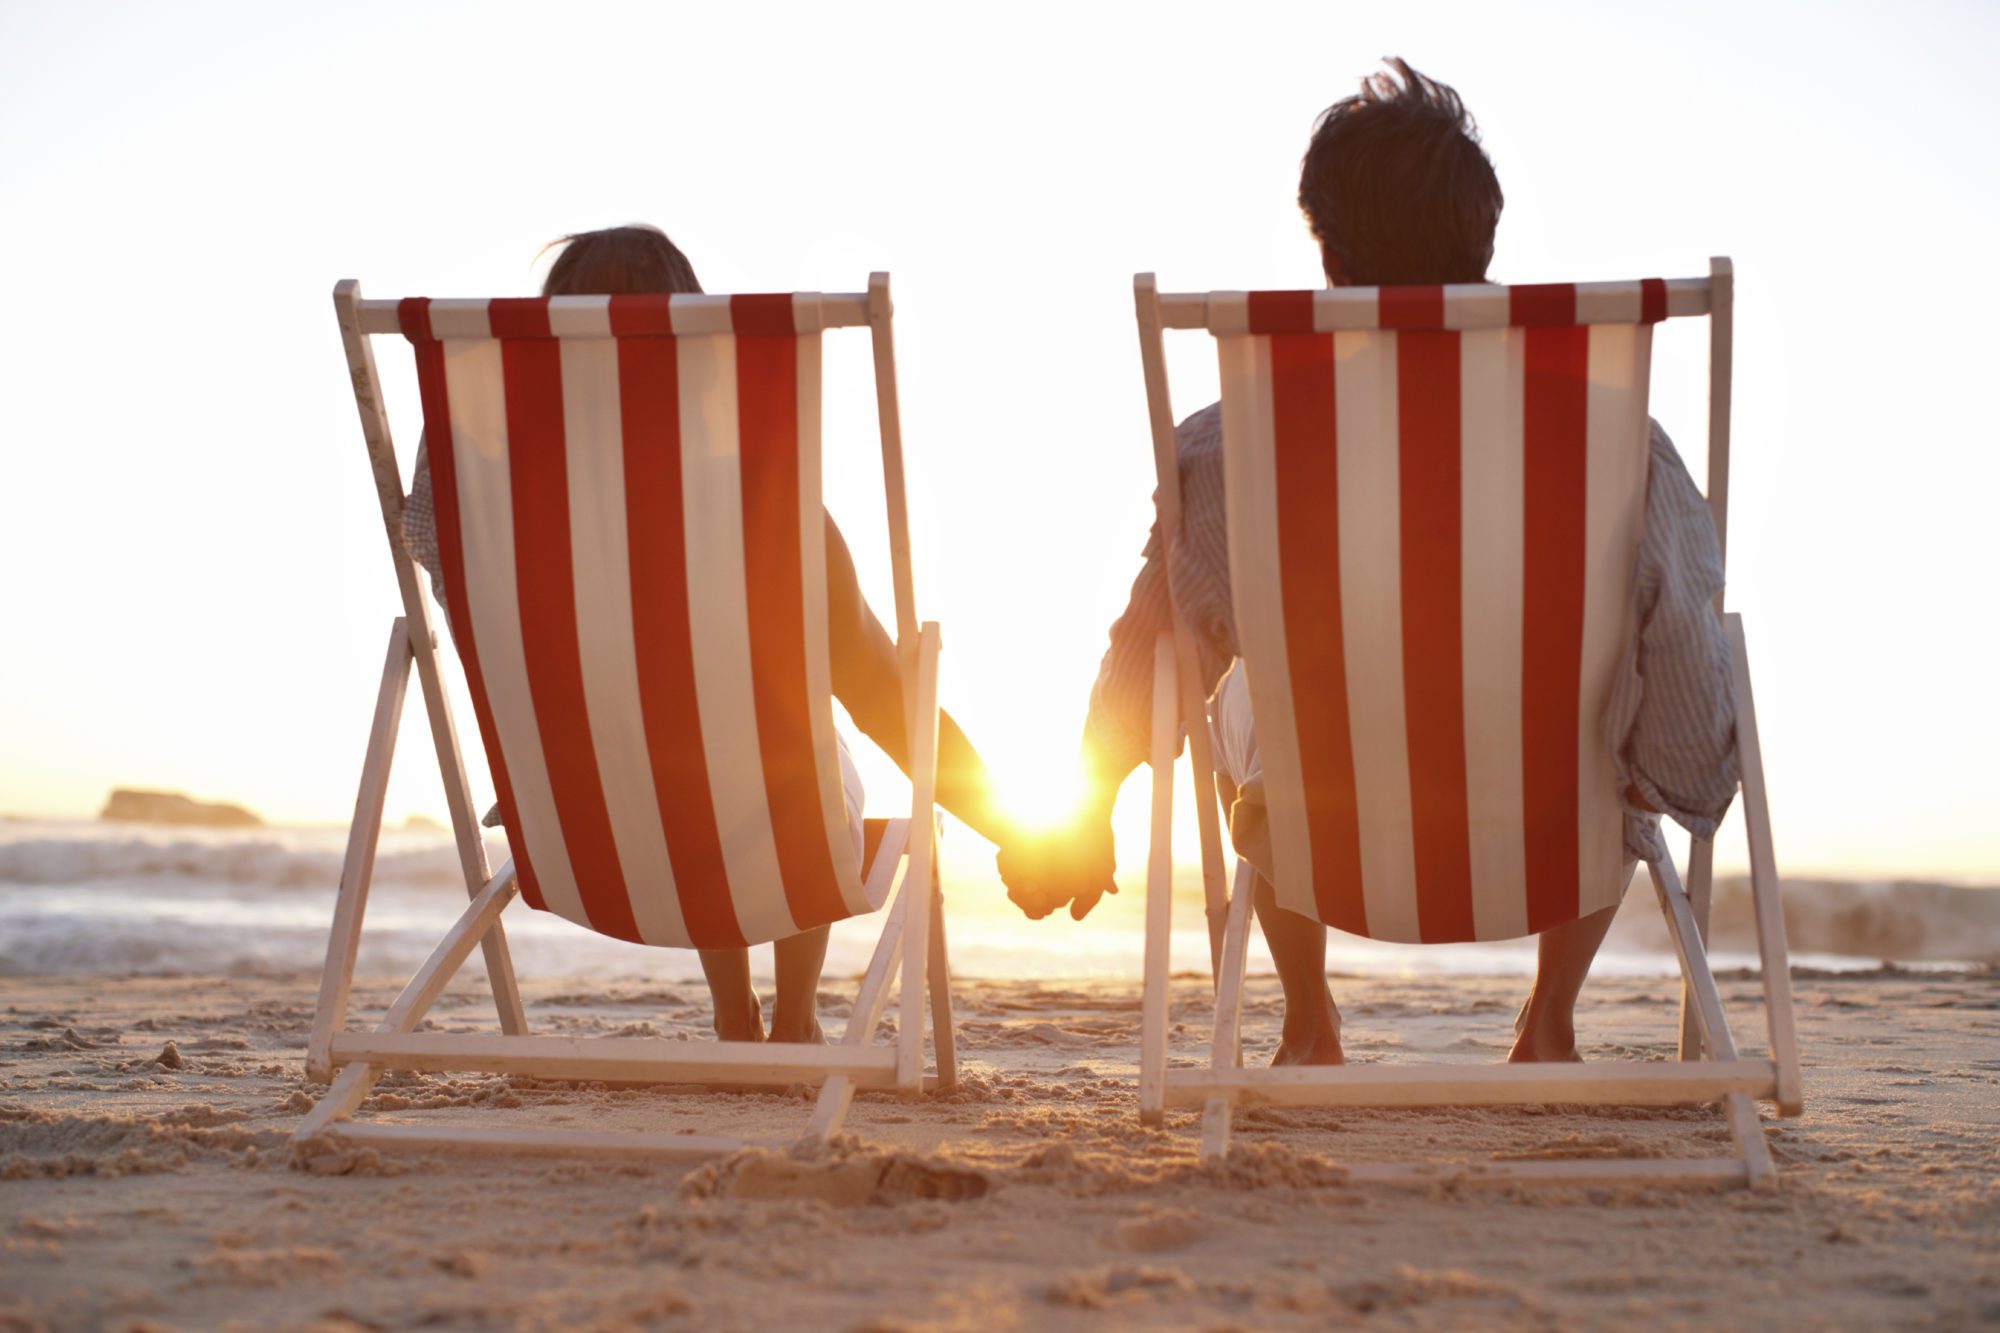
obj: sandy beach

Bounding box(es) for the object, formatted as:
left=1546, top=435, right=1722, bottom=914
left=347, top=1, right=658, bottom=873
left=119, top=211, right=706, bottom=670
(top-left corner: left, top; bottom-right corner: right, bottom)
left=9, top=1, right=2000, bottom=1328
left=4, top=963, right=1996, bottom=1330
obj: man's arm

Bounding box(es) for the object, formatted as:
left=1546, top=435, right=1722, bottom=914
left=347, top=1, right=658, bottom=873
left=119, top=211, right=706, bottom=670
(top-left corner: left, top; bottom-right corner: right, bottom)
left=988, top=522, right=1166, bottom=919
left=1607, top=423, right=1740, bottom=853
left=1004, top=405, right=1236, bottom=920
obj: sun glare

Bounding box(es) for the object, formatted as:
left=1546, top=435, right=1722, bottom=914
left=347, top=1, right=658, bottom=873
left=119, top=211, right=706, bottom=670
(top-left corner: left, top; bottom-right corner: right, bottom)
left=991, top=751, right=1087, bottom=835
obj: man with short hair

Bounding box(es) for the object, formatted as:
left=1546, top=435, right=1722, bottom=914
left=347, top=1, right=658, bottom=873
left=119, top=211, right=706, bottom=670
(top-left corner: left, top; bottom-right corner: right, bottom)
left=998, top=60, right=1737, bottom=1065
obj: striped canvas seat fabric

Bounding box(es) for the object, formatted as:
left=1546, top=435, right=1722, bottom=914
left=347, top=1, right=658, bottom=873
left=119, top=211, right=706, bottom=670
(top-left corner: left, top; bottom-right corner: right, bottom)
left=1215, top=280, right=1673, bottom=944
left=401, top=293, right=868, bottom=950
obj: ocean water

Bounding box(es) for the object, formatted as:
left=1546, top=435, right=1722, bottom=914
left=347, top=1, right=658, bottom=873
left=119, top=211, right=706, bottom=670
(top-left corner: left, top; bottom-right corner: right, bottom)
left=2, top=819, right=1992, bottom=984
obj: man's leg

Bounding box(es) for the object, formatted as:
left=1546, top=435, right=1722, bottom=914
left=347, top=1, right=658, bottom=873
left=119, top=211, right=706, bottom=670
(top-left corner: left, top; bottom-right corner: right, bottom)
left=697, top=949, right=766, bottom=1042
left=1509, top=902, right=1620, bottom=1062
left=1210, top=662, right=1343, bottom=1067
left=769, top=926, right=831, bottom=1044
left=1251, top=874, right=1344, bottom=1065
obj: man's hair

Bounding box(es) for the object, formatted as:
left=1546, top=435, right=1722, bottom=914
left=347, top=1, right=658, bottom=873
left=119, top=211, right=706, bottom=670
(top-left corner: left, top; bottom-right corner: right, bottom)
left=542, top=224, right=702, bottom=297
left=1297, top=59, right=1502, bottom=286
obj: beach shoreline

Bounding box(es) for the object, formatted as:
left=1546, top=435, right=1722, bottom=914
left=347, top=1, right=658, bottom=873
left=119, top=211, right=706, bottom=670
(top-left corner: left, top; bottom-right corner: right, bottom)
left=4, top=966, right=1996, bottom=1330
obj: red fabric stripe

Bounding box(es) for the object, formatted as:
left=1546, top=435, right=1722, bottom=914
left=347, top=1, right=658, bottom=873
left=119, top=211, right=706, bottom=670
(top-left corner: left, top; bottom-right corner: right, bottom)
left=499, top=313, right=642, bottom=942
left=488, top=298, right=551, bottom=338
left=619, top=337, right=746, bottom=948
left=1396, top=331, right=1475, bottom=942
left=608, top=295, right=676, bottom=338
left=1268, top=332, right=1368, bottom=935
left=1520, top=325, right=1590, bottom=932
left=730, top=293, right=796, bottom=336
left=1639, top=278, right=1667, bottom=325
left=1509, top=284, right=1577, bottom=327
left=1379, top=286, right=1445, bottom=330
left=736, top=320, right=849, bottom=930
left=1247, top=291, right=1316, bottom=335
left=408, top=324, right=544, bottom=911
left=398, top=297, right=434, bottom=343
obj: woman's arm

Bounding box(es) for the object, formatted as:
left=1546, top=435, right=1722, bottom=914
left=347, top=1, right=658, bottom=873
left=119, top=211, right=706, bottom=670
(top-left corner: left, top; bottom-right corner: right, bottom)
left=824, top=514, right=1015, bottom=849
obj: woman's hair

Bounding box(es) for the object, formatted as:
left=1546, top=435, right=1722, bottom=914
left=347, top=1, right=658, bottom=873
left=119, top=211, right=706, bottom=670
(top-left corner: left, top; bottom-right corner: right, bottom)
left=540, top=224, right=702, bottom=297
left=1297, top=59, right=1503, bottom=286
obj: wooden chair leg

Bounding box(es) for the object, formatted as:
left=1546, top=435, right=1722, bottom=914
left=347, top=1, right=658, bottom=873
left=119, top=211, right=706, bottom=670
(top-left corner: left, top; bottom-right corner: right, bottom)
left=1139, top=634, right=1179, bottom=1128
left=1679, top=838, right=1715, bottom=1061
left=1650, top=856, right=1736, bottom=1059
left=295, top=861, right=519, bottom=1146
left=1199, top=859, right=1257, bottom=1161
left=1173, top=624, right=1230, bottom=983
left=809, top=839, right=913, bottom=1140
left=1651, top=852, right=1777, bottom=1189
left=1727, top=613, right=1803, bottom=1117
left=897, top=625, right=942, bottom=1094
left=1725, top=1090, right=1777, bottom=1189
left=925, top=854, right=957, bottom=1091
left=306, top=618, right=413, bottom=1082
left=409, top=620, right=530, bottom=1038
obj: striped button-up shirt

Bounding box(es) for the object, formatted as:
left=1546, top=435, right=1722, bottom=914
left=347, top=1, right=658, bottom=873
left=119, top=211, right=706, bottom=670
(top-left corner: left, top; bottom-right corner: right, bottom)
left=1083, top=403, right=1738, bottom=863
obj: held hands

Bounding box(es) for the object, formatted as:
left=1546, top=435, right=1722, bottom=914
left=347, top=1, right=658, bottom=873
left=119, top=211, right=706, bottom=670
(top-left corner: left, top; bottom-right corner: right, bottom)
left=996, top=815, right=1118, bottom=922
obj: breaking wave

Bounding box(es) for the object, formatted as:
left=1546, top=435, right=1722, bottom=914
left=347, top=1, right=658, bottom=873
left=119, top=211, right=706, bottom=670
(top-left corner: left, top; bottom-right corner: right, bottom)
left=2, top=819, right=1994, bottom=977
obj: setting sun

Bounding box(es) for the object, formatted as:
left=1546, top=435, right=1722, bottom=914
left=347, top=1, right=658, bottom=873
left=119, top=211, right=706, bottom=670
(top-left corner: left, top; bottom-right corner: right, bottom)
left=989, top=747, right=1088, bottom=834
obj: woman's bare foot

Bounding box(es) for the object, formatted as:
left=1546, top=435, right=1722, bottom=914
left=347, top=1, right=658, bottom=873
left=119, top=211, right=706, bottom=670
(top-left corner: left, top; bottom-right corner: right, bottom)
left=1508, top=1033, right=1582, bottom=1062
left=712, top=993, right=765, bottom=1043
left=1507, top=1030, right=1582, bottom=1062
left=766, top=1017, right=826, bottom=1045
left=1507, top=1002, right=1580, bottom=1062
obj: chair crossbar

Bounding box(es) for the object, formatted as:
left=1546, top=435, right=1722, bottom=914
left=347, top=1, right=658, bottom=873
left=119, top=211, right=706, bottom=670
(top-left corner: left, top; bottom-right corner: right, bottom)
left=321, top=1122, right=752, bottom=1162
left=1341, top=1158, right=1749, bottom=1189
left=328, top=1033, right=900, bottom=1086
left=1155, top=275, right=1715, bottom=332
left=1164, top=1059, right=1778, bottom=1110
left=353, top=291, right=876, bottom=337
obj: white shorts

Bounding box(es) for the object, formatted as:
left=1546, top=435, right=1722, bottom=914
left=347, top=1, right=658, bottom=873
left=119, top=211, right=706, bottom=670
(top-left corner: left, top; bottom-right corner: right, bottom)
left=1209, top=658, right=1261, bottom=793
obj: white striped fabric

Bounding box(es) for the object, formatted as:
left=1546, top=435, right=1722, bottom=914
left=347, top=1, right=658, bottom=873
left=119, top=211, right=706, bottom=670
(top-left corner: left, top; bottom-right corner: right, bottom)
left=402, top=293, right=867, bottom=949
left=1214, top=285, right=1660, bottom=943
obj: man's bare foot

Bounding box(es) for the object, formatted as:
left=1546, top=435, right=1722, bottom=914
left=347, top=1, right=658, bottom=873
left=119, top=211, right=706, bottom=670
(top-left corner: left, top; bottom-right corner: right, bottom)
left=1271, top=1027, right=1343, bottom=1066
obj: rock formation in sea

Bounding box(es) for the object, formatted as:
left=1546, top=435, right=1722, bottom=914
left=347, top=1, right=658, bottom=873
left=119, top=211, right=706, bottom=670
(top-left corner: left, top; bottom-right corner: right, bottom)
left=99, top=788, right=264, bottom=828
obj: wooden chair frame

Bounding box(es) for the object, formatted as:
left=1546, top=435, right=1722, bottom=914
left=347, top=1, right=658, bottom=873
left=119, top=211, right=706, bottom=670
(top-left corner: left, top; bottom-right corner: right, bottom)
left=1131, top=258, right=1804, bottom=1188
left=295, top=274, right=956, bottom=1161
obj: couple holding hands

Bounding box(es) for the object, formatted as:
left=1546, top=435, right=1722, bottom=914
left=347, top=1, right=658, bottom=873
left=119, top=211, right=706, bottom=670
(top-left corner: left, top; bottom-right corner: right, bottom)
left=408, top=60, right=1736, bottom=1068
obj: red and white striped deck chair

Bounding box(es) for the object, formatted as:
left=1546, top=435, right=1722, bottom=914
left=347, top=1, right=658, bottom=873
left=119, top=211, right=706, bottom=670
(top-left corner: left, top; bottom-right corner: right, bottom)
left=1131, top=260, right=1803, bottom=1187
left=297, top=273, right=957, bottom=1161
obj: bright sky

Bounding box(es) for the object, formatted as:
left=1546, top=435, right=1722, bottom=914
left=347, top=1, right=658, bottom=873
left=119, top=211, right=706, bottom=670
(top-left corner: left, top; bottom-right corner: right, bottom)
left=3, top=0, right=1996, bottom=888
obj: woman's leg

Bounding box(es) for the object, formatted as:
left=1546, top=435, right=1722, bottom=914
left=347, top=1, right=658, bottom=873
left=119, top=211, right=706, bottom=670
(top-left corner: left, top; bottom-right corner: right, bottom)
left=697, top=949, right=765, bottom=1042
left=769, top=926, right=831, bottom=1043
left=1509, top=902, right=1621, bottom=1062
